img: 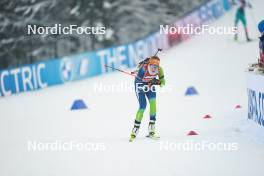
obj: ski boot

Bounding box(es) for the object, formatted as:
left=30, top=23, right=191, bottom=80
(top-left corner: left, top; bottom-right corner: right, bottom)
left=245, top=29, right=252, bottom=42
left=246, top=37, right=252, bottom=42
left=129, top=120, right=140, bottom=142
left=234, top=34, right=238, bottom=41
left=146, top=121, right=160, bottom=139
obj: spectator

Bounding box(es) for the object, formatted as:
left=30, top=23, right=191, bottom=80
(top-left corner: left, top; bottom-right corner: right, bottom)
left=258, top=20, right=264, bottom=66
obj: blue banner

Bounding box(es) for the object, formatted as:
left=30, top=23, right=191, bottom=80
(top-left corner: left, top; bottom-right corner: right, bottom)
left=248, top=88, right=264, bottom=127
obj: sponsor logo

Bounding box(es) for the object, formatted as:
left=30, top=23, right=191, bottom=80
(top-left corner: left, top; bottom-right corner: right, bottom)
left=60, top=57, right=74, bottom=82
left=0, top=63, right=47, bottom=97
left=248, top=88, right=264, bottom=126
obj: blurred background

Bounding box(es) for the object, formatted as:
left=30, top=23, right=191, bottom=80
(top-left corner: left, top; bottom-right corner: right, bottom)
left=0, top=0, right=209, bottom=69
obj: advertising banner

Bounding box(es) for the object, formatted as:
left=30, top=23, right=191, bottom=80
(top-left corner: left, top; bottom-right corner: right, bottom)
left=246, top=72, right=264, bottom=127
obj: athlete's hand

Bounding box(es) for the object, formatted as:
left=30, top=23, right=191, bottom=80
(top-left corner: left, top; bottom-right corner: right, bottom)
left=148, top=78, right=160, bottom=86
left=131, top=71, right=137, bottom=75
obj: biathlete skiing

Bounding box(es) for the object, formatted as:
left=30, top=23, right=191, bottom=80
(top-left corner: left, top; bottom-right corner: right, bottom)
left=233, top=0, right=253, bottom=42
left=104, top=48, right=166, bottom=142
left=129, top=49, right=165, bottom=142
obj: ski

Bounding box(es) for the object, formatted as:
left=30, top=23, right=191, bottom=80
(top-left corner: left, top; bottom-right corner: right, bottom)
left=146, top=135, right=160, bottom=140
left=129, top=138, right=135, bottom=142
left=129, top=135, right=136, bottom=142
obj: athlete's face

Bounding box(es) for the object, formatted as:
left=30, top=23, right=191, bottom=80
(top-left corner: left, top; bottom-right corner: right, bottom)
left=148, top=64, right=159, bottom=75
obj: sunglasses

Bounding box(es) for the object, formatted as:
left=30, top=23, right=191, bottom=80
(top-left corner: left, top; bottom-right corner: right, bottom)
left=149, top=64, right=158, bottom=69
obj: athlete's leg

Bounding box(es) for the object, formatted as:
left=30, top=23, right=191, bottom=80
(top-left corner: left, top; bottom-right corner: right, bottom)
left=135, top=90, right=147, bottom=122
left=130, top=87, right=147, bottom=138
left=241, top=15, right=250, bottom=41
left=146, top=88, right=157, bottom=135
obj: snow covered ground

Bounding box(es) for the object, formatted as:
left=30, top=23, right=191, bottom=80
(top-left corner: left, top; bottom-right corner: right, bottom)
left=0, top=0, right=264, bottom=175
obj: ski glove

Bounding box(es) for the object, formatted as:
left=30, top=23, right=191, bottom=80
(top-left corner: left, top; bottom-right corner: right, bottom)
left=148, top=78, right=161, bottom=86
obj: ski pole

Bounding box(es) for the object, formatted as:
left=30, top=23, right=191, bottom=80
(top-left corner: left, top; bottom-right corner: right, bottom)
left=104, top=65, right=141, bottom=80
